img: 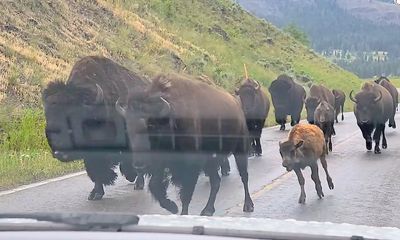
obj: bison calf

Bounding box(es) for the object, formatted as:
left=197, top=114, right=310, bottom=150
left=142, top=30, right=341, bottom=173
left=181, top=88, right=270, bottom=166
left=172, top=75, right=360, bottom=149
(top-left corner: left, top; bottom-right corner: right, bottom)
left=279, top=124, right=334, bottom=204
left=314, top=101, right=335, bottom=154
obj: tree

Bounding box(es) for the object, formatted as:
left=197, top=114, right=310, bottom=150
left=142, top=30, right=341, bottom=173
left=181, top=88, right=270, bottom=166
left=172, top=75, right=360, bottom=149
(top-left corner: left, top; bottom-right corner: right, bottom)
left=283, top=23, right=310, bottom=47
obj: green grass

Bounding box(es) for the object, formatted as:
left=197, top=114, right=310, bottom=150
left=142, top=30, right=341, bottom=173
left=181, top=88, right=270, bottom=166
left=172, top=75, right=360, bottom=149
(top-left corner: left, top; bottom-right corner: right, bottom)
left=0, top=108, right=82, bottom=190
left=389, top=77, right=400, bottom=88
left=0, top=0, right=362, bottom=189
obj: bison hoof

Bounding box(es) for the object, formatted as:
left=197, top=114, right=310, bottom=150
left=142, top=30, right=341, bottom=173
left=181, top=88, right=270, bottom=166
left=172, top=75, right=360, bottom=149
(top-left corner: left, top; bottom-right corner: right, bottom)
left=374, top=147, right=381, bottom=154
left=221, top=170, right=230, bottom=176
left=243, top=199, right=254, bottom=212
left=298, top=194, right=306, bottom=204
left=200, top=207, right=215, bottom=216
left=316, top=186, right=324, bottom=199
left=134, top=177, right=145, bottom=190
left=255, top=152, right=262, bottom=157
left=161, top=200, right=179, bottom=214
left=134, top=183, right=144, bottom=190
left=366, top=141, right=372, bottom=151
left=280, top=125, right=285, bottom=131
left=328, top=178, right=334, bottom=190
left=88, top=191, right=104, bottom=201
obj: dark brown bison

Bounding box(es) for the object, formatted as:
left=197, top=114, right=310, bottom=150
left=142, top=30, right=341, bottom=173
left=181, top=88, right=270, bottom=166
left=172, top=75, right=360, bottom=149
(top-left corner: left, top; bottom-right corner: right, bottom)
left=332, top=89, right=346, bottom=123
left=43, top=56, right=149, bottom=200
left=116, top=74, right=254, bottom=216
left=236, top=78, right=270, bottom=156
left=268, top=75, right=306, bottom=131
left=314, top=101, right=335, bottom=153
left=279, top=124, right=334, bottom=204
left=350, top=82, right=394, bottom=154
left=375, top=76, right=398, bottom=129
left=305, top=85, right=335, bottom=124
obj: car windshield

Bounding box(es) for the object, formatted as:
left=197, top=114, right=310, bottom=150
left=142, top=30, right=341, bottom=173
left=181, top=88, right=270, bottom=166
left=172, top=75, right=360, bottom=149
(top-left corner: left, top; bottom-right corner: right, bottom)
left=1, top=0, right=400, bottom=236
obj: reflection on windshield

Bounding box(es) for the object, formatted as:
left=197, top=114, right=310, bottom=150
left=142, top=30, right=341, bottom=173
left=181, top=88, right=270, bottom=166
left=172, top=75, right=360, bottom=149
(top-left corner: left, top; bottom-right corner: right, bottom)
left=1, top=0, right=400, bottom=231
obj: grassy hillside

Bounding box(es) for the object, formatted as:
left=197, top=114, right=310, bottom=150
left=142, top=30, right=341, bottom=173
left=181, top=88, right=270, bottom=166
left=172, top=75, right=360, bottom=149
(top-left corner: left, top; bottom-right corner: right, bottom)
left=0, top=0, right=361, bottom=189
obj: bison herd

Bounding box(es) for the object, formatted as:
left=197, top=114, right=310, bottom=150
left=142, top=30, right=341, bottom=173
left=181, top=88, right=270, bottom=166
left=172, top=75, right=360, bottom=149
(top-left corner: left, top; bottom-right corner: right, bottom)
left=43, top=56, right=398, bottom=214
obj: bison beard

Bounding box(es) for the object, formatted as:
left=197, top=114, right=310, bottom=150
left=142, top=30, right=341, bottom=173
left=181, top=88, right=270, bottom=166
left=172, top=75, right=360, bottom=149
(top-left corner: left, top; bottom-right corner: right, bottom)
left=118, top=74, right=254, bottom=216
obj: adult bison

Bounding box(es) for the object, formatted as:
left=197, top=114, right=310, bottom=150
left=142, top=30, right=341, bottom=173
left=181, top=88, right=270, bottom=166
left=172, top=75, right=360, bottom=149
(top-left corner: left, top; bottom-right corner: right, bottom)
left=305, top=85, right=335, bottom=124
left=314, top=101, right=335, bottom=153
left=350, top=82, right=394, bottom=154
left=116, top=73, right=254, bottom=216
left=375, top=76, right=398, bottom=129
left=43, top=56, right=149, bottom=200
left=236, top=78, right=270, bottom=156
left=332, top=89, right=346, bottom=123
left=279, top=123, right=334, bottom=204
left=268, top=75, right=306, bottom=131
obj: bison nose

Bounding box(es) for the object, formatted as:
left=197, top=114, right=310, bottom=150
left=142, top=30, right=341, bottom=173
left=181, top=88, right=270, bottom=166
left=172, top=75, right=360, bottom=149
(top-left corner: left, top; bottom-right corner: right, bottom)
left=282, top=161, right=292, bottom=171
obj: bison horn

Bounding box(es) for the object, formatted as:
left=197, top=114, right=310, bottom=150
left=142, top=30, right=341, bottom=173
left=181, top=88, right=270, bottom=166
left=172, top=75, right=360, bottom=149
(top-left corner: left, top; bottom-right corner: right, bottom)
left=349, top=90, right=357, bottom=103
left=253, top=80, right=260, bottom=90
left=159, top=96, right=171, bottom=116
left=115, top=98, right=127, bottom=117
left=374, top=91, right=383, bottom=103
left=95, top=84, right=104, bottom=104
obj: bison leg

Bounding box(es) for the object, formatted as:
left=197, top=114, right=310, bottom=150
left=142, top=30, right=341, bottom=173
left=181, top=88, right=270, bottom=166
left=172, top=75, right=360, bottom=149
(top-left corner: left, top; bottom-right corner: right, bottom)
left=373, top=124, right=383, bottom=154
left=119, top=160, right=137, bottom=183
left=249, top=138, right=256, bottom=157
left=290, top=116, right=298, bottom=126
left=335, top=107, right=339, bottom=123
left=276, top=117, right=286, bottom=131
left=149, top=167, right=178, bottom=214
left=134, top=171, right=145, bottom=190
left=341, top=104, right=344, bottom=121
left=310, top=163, right=324, bottom=199
left=201, top=160, right=221, bottom=216
left=84, top=158, right=118, bottom=201
left=179, top=165, right=201, bottom=215
left=234, top=153, right=254, bottom=212
left=358, top=123, right=373, bottom=151
left=220, top=157, right=231, bottom=176
left=320, top=154, right=334, bottom=190
left=254, top=137, right=262, bottom=156
left=294, top=168, right=306, bottom=204
left=389, top=114, right=396, bottom=129
left=382, top=125, right=387, bottom=149
left=119, top=160, right=145, bottom=190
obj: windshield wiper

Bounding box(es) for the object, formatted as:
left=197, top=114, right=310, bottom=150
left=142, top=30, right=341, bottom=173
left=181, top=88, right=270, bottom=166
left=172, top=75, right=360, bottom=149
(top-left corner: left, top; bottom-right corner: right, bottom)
left=0, top=212, right=139, bottom=229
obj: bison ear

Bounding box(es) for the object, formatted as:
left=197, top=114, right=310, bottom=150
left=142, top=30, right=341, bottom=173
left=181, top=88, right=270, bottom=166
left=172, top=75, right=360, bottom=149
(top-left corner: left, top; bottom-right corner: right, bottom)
left=234, top=88, right=239, bottom=95
left=295, top=140, right=304, bottom=149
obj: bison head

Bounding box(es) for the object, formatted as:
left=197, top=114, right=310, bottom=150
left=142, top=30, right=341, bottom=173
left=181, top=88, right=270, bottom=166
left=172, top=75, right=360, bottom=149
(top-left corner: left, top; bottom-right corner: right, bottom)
left=350, top=90, right=382, bottom=124
left=115, top=75, right=173, bottom=169
left=314, top=101, right=334, bottom=123
left=279, top=140, right=304, bottom=172
left=42, top=81, right=105, bottom=158
left=305, top=97, right=320, bottom=124
left=235, top=79, right=260, bottom=117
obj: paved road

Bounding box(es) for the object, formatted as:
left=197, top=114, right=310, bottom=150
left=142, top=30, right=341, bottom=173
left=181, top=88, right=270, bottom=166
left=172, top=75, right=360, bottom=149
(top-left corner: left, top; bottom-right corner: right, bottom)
left=1, top=113, right=400, bottom=228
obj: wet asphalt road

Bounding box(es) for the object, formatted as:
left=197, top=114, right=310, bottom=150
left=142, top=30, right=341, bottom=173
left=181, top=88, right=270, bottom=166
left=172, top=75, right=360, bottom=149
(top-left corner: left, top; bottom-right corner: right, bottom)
left=1, top=113, right=400, bottom=228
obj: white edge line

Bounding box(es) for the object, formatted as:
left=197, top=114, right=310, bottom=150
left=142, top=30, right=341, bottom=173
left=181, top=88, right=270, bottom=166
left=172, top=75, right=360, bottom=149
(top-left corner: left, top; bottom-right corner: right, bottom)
left=0, top=171, right=86, bottom=197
